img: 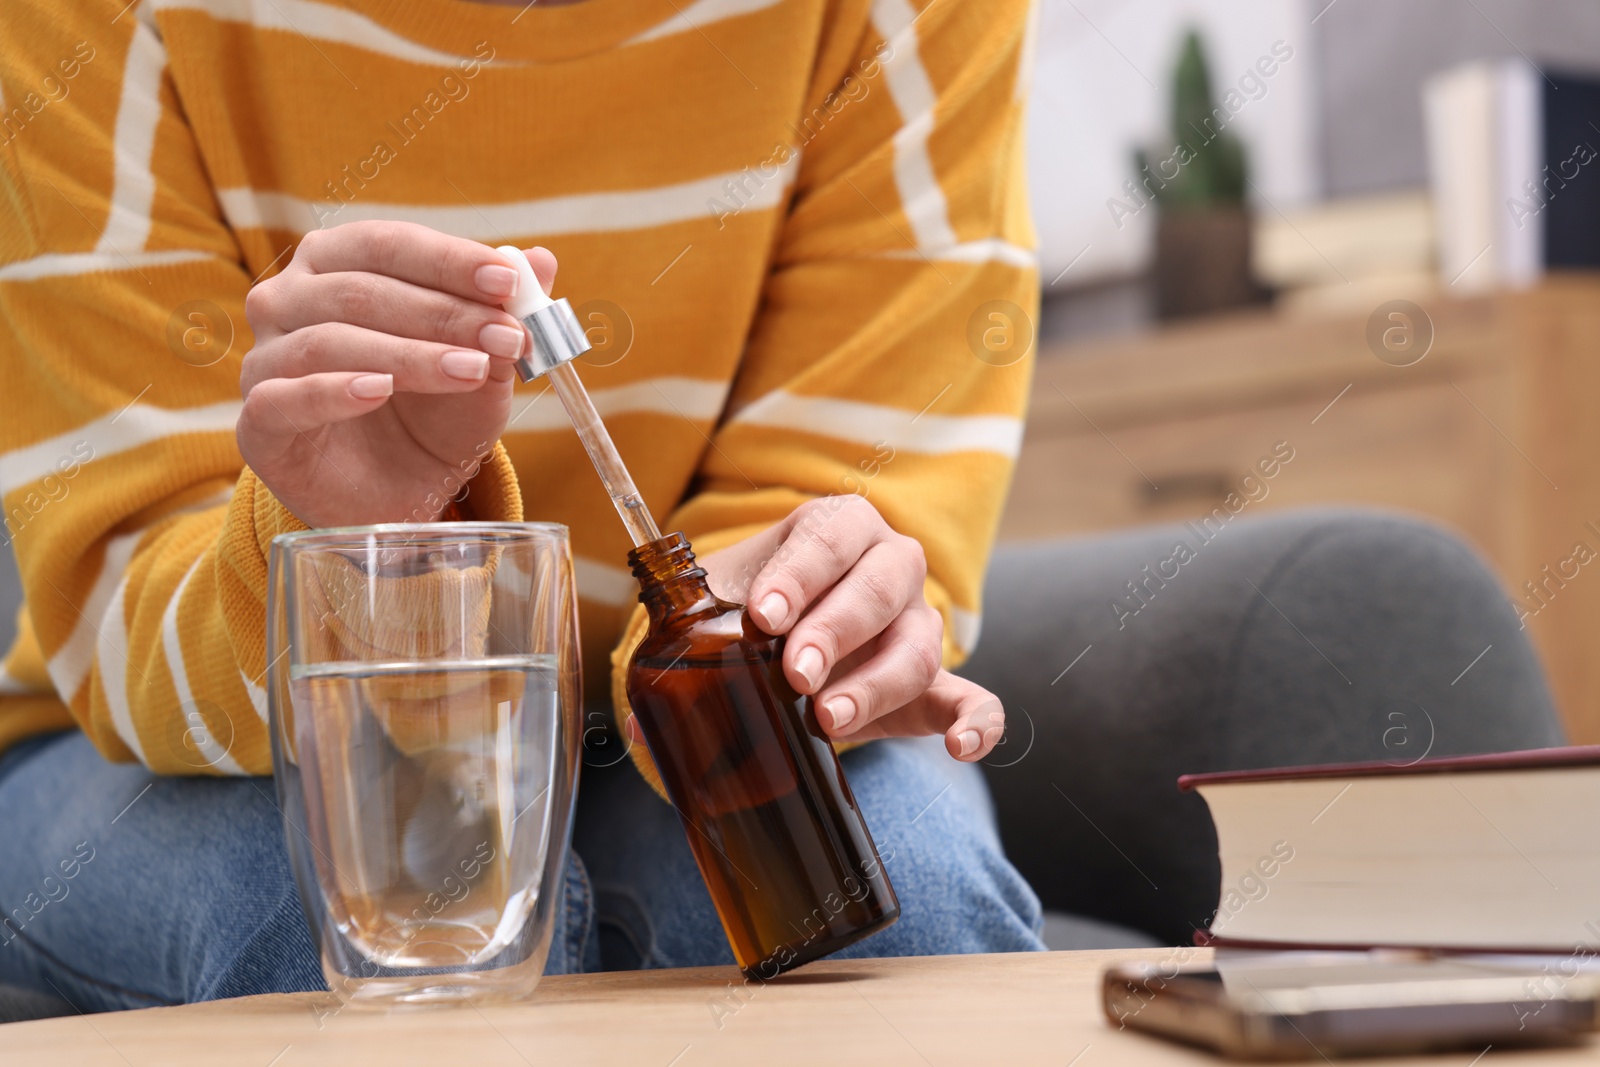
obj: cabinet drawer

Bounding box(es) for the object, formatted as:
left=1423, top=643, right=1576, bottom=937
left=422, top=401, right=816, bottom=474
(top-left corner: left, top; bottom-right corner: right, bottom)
left=1000, top=374, right=1515, bottom=570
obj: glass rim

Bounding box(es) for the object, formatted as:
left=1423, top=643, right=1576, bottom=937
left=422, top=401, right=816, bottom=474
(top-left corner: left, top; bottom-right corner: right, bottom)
left=270, top=521, right=570, bottom=551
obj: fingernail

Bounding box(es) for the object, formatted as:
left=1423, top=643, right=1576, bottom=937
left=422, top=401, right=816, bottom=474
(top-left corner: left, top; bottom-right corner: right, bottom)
left=957, top=730, right=981, bottom=757
left=349, top=373, right=393, bottom=399
left=479, top=323, right=524, bottom=359
left=440, top=349, right=489, bottom=381
left=755, top=592, right=788, bottom=628
left=822, top=695, right=856, bottom=732
left=475, top=264, right=518, bottom=299
left=793, top=645, right=824, bottom=690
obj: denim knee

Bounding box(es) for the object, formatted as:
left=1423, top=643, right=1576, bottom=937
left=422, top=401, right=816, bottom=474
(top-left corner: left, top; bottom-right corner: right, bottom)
left=834, top=738, right=1045, bottom=959
left=196, top=873, right=326, bottom=1003
left=137, top=781, right=326, bottom=1003
left=0, top=733, right=324, bottom=1008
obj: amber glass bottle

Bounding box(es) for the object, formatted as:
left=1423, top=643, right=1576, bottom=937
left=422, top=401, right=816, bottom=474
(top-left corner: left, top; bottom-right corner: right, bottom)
left=624, top=532, right=899, bottom=979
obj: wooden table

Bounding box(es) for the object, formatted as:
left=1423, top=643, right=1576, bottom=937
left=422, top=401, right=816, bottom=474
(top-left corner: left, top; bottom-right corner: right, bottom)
left=8, top=949, right=1600, bottom=1065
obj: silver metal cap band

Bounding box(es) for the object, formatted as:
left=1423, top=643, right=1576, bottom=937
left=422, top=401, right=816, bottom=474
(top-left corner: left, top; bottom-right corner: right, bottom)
left=512, top=298, right=590, bottom=382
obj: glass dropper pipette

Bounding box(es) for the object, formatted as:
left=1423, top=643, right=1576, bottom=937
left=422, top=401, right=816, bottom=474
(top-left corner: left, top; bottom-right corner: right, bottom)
left=492, top=246, right=663, bottom=548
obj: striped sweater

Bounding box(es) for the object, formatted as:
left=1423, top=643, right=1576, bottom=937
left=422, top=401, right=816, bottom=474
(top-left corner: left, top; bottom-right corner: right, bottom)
left=0, top=0, right=1037, bottom=779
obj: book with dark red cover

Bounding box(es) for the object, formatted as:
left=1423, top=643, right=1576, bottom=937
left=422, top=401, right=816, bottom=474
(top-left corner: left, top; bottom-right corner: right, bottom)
left=1180, top=744, right=1600, bottom=791
left=1181, top=746, right=1600, bottom=954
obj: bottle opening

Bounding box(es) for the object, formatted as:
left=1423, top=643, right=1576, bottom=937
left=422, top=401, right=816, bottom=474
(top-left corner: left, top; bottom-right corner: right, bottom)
left=627, top=533, right=712, bottom=614
left=627, top=531, right=694, bottom=580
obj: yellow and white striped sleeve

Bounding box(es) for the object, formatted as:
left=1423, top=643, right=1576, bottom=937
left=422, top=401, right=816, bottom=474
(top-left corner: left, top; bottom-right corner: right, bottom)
left=0, top=0, right=276, bottom=773
left=0, top=0, right=511, bottom=776
left=662, top=0, right=1037, bottom=664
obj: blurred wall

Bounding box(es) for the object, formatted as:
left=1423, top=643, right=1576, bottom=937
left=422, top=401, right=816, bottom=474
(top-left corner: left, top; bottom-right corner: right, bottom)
left=1026, top=0, right=1318, bottom=285
left=1317, top=0, right=1600, bottom=196
left=1026, top=0, right=1600, bottom=285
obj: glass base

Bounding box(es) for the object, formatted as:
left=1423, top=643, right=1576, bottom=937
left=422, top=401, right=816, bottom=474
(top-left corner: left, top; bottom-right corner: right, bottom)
left=325, top=961, right=544, bottom=1009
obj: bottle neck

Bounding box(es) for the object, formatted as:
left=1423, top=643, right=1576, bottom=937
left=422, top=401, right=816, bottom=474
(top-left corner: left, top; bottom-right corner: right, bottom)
left=628, top=532, right=716, bottom=625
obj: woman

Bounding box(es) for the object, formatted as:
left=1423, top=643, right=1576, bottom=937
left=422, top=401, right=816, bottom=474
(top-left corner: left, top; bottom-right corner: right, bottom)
left=0, top=0, right=1043, bottom=1008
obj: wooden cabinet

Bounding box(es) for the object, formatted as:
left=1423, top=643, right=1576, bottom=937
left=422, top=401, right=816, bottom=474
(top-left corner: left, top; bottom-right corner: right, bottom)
left=1000, top=275, right=1600, bottom=740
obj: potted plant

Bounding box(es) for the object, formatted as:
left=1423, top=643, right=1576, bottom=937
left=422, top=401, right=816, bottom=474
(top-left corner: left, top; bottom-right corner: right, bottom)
left=1136, top=30, right=1269, bottom=319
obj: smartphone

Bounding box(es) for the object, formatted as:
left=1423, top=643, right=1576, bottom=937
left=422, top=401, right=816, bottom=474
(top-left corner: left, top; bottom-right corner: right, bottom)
left=1102, top=952, right=1600, bottom=1059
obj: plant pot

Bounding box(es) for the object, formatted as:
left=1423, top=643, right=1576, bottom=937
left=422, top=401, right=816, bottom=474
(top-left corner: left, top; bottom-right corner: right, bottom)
left=1152, top=206, right=1270, bottom=320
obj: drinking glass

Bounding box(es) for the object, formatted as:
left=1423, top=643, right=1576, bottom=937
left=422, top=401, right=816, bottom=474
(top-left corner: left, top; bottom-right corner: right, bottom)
left=267, top=523, right=581, bottom=1007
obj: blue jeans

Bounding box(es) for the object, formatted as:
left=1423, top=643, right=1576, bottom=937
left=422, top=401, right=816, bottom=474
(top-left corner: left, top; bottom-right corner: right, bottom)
left=0, top=729, right=1042, bottom=1010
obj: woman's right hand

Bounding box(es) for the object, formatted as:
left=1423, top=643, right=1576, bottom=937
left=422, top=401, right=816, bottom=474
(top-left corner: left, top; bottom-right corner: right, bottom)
left=237, top=221, right=556, bottom=528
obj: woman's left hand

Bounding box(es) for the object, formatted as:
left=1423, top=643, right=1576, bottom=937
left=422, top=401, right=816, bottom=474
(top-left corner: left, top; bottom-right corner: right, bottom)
left=685, top=496, right=1006, bottom=761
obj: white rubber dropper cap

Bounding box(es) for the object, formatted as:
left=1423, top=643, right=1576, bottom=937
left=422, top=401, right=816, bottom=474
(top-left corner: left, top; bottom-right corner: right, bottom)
left=494, top=245, right=553, bottom=317
left=491, top=245, right=590, bottom=382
